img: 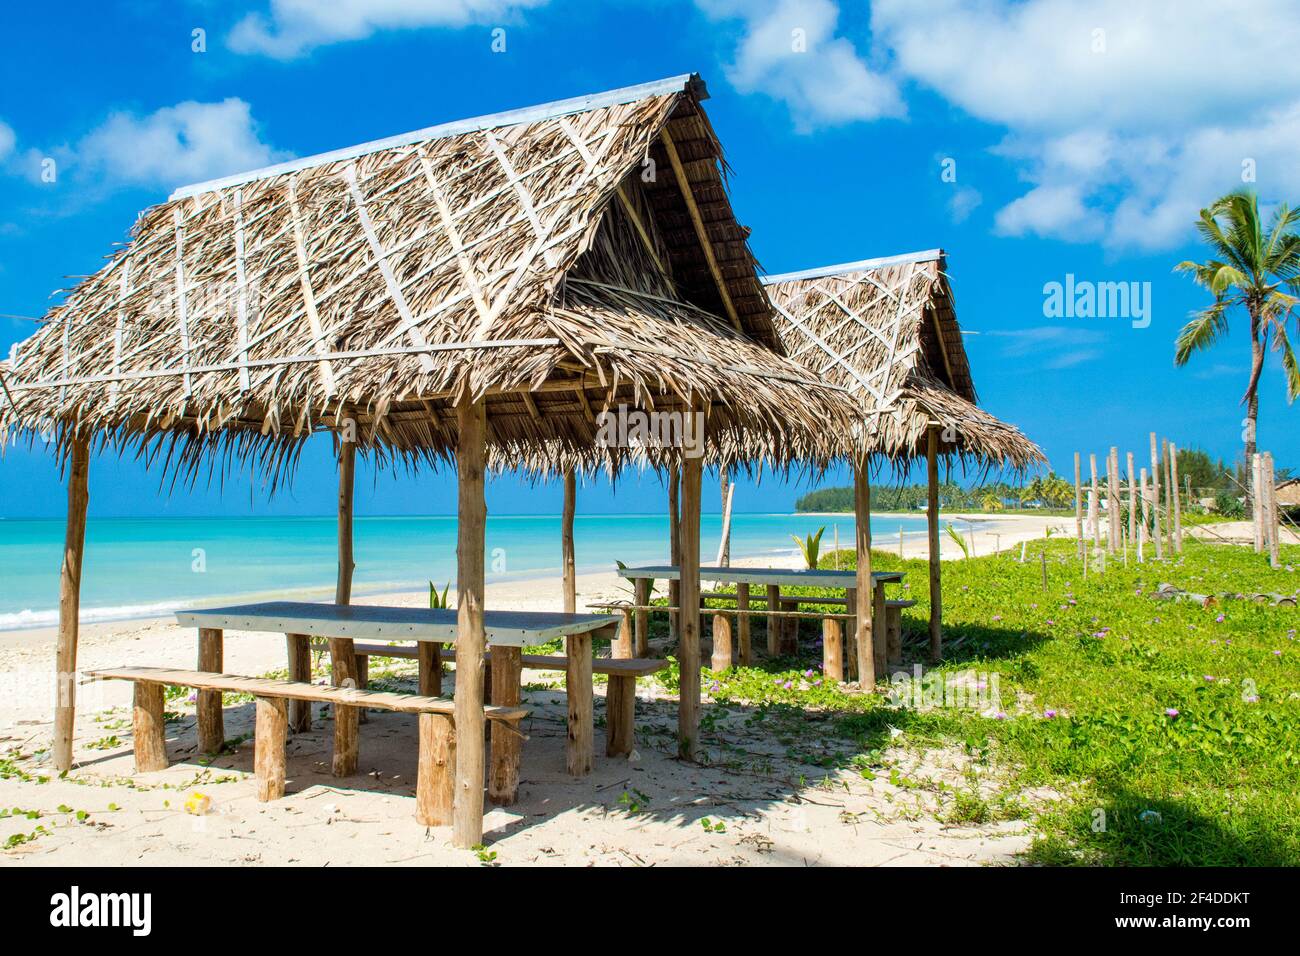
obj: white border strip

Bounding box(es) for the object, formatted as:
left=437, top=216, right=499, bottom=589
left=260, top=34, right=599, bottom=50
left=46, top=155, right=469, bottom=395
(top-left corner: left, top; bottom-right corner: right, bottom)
left=169, top=73, right=705, bottom=201
left=762, top=249, right=945, bottom=285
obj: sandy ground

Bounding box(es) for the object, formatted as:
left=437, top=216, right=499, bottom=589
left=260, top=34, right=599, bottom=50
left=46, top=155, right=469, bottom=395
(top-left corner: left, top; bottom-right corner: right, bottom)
left=0, top=512, right=1058, bottom=867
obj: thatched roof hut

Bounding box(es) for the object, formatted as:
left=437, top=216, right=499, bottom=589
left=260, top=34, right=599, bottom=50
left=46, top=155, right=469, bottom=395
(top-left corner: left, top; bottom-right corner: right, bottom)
left=2, top=74, right=864, bottom=847
left=0, top=74, right=850, bottom=478
left=763, top=249, right=1044, bottom=471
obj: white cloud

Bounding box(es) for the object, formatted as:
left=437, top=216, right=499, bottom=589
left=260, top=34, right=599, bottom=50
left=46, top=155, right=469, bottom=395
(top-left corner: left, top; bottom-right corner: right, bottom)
left=76, top=99, right=288, bottom=189
left=0, top=121, right=14, bottom=160
left=948, top=185, right=982, bottom=224
left=869, top=0, right=1300, bottom=249
left=696, top=0, right=902, bottom=130
left=230, top=0, right=550, bottom=58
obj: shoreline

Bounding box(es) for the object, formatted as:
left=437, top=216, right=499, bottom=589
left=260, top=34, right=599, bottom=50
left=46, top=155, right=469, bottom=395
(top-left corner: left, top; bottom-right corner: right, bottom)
left=0, top=511, right=1062, bottom=644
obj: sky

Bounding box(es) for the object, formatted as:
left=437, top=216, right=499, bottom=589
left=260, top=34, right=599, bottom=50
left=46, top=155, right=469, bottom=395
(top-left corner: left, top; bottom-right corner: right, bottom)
left=0, top=0, right=1296, bottom=518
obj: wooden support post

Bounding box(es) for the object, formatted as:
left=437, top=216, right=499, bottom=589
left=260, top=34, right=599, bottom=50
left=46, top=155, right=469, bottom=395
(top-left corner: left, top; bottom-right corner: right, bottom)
left=1150, top=433, right=1163, bottom=559
left=1089, top=453, right=1100, bottom=547
left=132, top=681, right=168, bottom=773
left=330, top=440, right=360, bottom=769
left=254, top=696, right=288, bottom=802
left=855, top=458, right=877, bottom=685
left=488, top=646, right=522, bottom=804
left=735, top=583, right=751, bottom=666
left=285, top=634, right=312, bottom=732
left=355, top=655, right=369, bottom=723
left=678, top=451, right=703, bottom=760
left=925, top=429, right=941, bottom=665
left=565, top=632, right=593, bottom=775
left=1266, top=453, right=1281, bottom=569
left=1162, top=438, right=1173, bottom=555
left=561, top=468, right=576, bottom=614
left=197, top=627, right=225, bottom=753
left=1170, top=442, right=1183, bottom=553
left=710, top=614, right=733, bottom=671
left=452, top=394, right=487, bottom=849
left=1109, top=447, right=1121, bottom=553
left=1138, top=468, right=1149, bottom=561
left=1126, top=452, right=1137, bottom=551
left=633, top=578, right=651, bottom=657
left=1252, top=453, right=1264, bottom=553
left=417, top=713, right=455, bottom=827
left=54, top=437, right=90, bottom=772
left=668, top=464, right=681, bottom=643
left=765, top=584, right=781, bottom=656
left=1073, top=451, right=1084, bottom=559
left=418, top=642, right=442, bottom=697
left=779, top=598, right=798, bottom=655
left=843, top=588, right=858, bottom=682
left=605, top=676, right=636, bottom=757
left=823, top=618, right=844, bottom=682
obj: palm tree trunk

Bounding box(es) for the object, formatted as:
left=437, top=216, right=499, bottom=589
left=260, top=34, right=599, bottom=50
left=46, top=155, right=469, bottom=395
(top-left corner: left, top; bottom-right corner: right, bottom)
left=1243, top=309, right=1265, bottom=511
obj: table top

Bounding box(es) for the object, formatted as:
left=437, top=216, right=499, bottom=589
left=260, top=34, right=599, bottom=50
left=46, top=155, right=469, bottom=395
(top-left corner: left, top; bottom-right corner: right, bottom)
left=616, top=565, right=904, bottom=588
left=175, top=602, right=617, bottom=647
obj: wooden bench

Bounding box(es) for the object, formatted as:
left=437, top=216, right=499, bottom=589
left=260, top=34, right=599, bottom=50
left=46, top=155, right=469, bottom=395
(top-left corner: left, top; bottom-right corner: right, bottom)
left=86, top=666, right=528, bottom=826
left=336, top=643, right=665, bottom=757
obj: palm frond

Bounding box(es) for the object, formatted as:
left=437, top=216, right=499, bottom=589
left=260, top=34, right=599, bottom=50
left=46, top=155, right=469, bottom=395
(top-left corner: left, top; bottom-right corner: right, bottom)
left=1175, top=302, right=1230, bottom=365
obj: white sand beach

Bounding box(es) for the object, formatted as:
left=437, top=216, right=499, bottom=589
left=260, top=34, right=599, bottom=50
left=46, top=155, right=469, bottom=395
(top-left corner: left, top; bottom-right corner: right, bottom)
left=0, top=512, right=1058, bottom=867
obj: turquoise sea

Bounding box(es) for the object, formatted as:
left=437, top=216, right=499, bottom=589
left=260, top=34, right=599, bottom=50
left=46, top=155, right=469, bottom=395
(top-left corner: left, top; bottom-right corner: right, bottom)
left=0, top=512, right=928, bottom=631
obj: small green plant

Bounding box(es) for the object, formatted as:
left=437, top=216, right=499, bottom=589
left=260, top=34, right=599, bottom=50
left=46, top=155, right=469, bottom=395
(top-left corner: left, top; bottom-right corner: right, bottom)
left=944, top=522, right=971, bottom=558
left=791, top=526, right=826, bottom=569
left=429, top=581, right=451, bottom=610
left=700, top=817, right=726, bottom=833
left=470, top=843, right=499, bottom=866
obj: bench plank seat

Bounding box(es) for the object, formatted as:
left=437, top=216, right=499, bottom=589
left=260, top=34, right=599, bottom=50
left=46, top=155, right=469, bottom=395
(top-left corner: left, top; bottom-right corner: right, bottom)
left=87, top=666, right=526, bottom=720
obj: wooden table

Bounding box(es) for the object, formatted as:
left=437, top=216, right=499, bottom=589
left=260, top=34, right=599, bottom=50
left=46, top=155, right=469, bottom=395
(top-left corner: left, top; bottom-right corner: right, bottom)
left=175, top=602, right=618, bottom=803
left=615, top=566, right=904, bottom=679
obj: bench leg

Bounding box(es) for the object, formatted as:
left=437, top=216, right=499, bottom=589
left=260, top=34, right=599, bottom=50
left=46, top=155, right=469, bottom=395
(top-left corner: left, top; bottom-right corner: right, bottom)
left=328, top=637, right=359, bottom=776
left=887, top=606, right=903, bottom=665
left=254, top=696, right=287, bottom=801
left=844, top=588, right=858, bottom=682
left=765, top=585, right=781, bottom=655
left=872, top=585, right=887, bottom=678
left=736, top=583, right=751, bottom=666
left=488, top=646, right=522, bottom=806
left=605, top=675, right=636, bottom=757
left=355, top=655, right=369, bottom=724
left=132, top=681, right=168, bottom=773
left=822, top=618, right=844, bottom=683
left=614, top=608, right=634, bottom=659
left=197, top=627, right=224, bottom=753
left=418, top=642, right=442, bottom=697
left=779, top=600, right=799, bottom=656
left=710, top=613, right=733, bottom=671
left=285, top=633, right=312, bottom=732
left=417, top=713, right=455, bottom=826
left=566, top=633, right=593, bottom=775
left=633, top=578, right=651, bottom=656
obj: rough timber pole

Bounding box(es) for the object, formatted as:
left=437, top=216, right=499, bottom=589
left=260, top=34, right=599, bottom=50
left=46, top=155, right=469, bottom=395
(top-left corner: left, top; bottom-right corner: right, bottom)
left=1109, top=447, right=1120, bottom=552
left=1150, top=432, right=1163, bottom=559
left=1074, top=452, right=1083, bottom=559
left=1089, top=453, right=1100, bottom=547
left=926, top=428, right=941, bottom=664
left=54, top=437, right=90, bottom=772
left=561, top=468, right=576, bottom=614
left=453, top=394, right=488, bottom=848
left=330, top=439, right=360, bottom=771
left=678, top=449, right=703, bottom=760
left=667, top=464, right=681, bottom=643
left=854, top=456, right=877, bottom=684
left=1170, top=442, right=1183, bottom=554
left=1126, top=451, right=1137, bottom=550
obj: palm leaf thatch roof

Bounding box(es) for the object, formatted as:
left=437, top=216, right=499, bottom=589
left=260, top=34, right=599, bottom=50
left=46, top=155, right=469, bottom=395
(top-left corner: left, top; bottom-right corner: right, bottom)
left=0, top=74, right=855, bottom=482
left=763, top=249, right=1044, bottom=472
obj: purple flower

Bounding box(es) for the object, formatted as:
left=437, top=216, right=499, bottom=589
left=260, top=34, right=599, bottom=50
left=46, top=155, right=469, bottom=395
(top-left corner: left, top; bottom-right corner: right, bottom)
left=1215, top=614, right=1225, bottom=623
left=1203, top=675, right=1215, bottom=682
left=994, top=711, right=1008, bottom=720
left=782, top=680, right=793, bottom=690
left=804, top=669, right=815, bottom=678
left=812, top=679, right=823, bottom=687
left=1043, top=709, right=1058, bottom=719
left=992, top=615, right=1002, bottom=622
left=1274, top=650, right=1283, bottom=657
left=1165, top=708, right=1179, bottom=718
left=1045, top=619, right=1055, bottom=626
left=1244, top=694, right=1259, bottom=703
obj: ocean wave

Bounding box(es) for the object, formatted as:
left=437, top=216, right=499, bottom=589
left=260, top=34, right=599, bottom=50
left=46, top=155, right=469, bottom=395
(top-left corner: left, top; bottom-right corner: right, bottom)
left=0, top=601, right=181, bottom=631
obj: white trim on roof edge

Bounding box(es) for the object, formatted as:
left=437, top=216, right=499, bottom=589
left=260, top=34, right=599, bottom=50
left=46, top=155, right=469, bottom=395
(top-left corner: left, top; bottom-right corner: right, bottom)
left=169, top=73, right=707, bottom=202
left=761, top=249, right=945, bottom=285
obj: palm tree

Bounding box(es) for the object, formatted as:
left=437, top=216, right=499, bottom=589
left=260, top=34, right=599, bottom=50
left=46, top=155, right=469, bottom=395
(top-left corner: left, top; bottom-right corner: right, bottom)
left=1175, top=191, right=1300, bottom=498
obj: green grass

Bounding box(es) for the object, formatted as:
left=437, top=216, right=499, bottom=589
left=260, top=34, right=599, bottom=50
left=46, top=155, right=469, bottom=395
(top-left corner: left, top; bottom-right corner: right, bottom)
left=685, top=537, right=1300, bottom=865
